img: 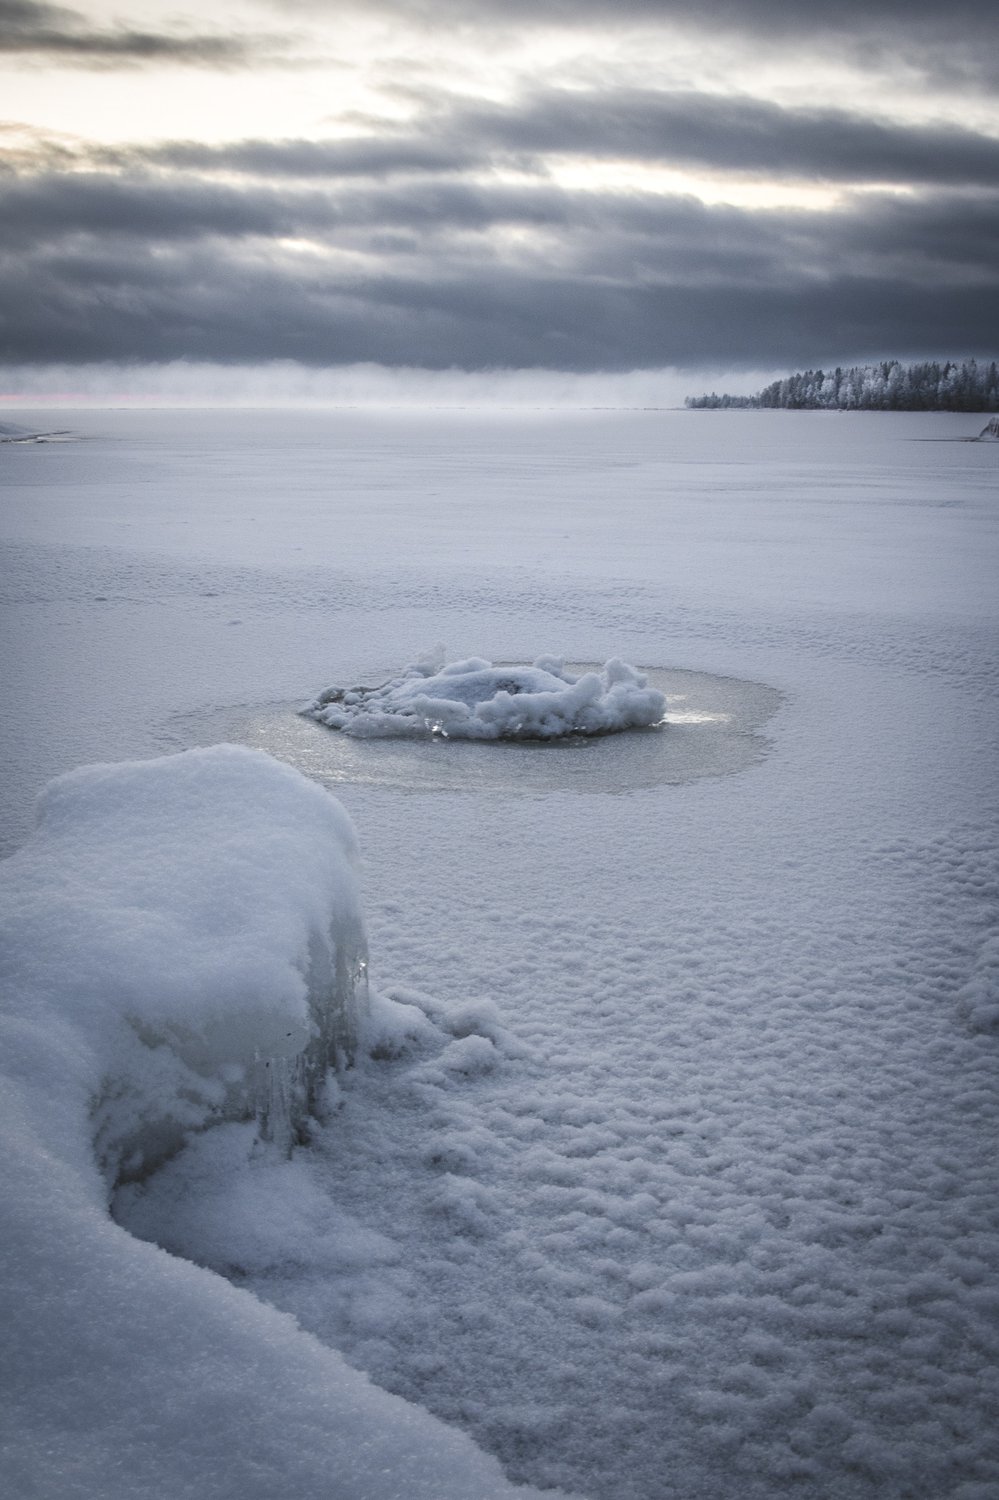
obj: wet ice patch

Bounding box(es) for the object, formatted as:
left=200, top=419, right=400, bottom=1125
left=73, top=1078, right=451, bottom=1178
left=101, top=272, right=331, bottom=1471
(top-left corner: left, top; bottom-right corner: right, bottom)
left=302, top=651, right=666, bottom=741
left=177, top=666, right=780, bottom=795
left=0, top=419, right=74, bottom=443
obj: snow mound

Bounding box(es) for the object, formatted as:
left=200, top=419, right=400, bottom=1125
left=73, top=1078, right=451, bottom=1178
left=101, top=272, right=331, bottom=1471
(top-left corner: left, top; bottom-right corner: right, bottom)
left=303, top=652, right=666, bottom=741
left=1, top=744, right=369, bottom=1179
left=0, top=745, right=566, bottom=1500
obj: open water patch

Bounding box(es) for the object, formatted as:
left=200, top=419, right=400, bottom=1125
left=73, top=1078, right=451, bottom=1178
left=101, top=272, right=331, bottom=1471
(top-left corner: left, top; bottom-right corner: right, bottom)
left=0, top=419, right=75, bottom=443
left=173, top=666, right=781, bottom=795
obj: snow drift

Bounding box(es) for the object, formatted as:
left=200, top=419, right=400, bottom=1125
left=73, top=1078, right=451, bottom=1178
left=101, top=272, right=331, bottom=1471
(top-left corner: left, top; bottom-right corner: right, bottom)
left=0, top=745, right=564, bottom=1500
left=302, top=653, right=666, bottom=741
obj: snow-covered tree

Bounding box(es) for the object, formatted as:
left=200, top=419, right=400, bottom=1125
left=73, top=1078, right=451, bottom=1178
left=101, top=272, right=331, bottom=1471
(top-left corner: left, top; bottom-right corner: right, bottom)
left=686, top=359, right=999, bottom=411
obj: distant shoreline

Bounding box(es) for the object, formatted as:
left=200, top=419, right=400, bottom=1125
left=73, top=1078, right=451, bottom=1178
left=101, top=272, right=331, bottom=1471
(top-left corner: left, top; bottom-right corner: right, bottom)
left=686, top=358, right=998, bottom=414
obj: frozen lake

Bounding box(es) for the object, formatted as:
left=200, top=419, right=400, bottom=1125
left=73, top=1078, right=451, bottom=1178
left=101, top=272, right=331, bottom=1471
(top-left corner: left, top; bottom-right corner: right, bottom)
left=2, top=407, right=998, bottom=1499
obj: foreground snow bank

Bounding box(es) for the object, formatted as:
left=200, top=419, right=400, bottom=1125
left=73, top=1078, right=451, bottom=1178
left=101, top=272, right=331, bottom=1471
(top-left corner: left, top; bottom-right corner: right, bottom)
left=303, top=652, right=666, bottom=740
left=4, top=744, right=369, bottom=1175
left=0, top=746, right=565, bottom=1500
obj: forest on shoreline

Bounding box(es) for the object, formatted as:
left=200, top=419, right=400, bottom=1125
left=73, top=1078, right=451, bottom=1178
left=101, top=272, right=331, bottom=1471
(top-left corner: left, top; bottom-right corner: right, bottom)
left=687, top=359, right=999, bottom=411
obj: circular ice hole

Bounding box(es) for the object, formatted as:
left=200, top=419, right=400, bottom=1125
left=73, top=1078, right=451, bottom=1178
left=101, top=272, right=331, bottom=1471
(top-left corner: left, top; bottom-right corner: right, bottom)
left=170, top=666, right=782, bottom=795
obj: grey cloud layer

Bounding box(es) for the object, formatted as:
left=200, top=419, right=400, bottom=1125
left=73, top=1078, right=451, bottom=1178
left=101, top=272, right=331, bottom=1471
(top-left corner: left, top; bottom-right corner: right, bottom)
left=2, top=156, right=996, bottom=368
left=140, top=92, right=999, bottom=191
left=353, top=0, right=999, bottom=87
left=4, top=0, right=995, bottom=84
left=367, top=0, right=992, bottom=21
left=448, top=92, right=999, bottom=189
left=2, top=1, right=997, bottom=370
left=0, top=0, right=273, bottom=66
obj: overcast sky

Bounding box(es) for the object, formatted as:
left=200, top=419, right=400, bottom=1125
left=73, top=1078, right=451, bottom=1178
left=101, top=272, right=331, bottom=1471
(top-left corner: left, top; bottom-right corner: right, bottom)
left=1, top=0, right=997, bottom=391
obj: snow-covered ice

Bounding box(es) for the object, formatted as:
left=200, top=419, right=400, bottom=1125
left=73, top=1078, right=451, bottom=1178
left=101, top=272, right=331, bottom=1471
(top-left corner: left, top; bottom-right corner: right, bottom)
left=1, top=406, right=997, bottom=1500
left=0, top=741, right=570, bottom=1500
left=303, top=652, right=666, bottom=739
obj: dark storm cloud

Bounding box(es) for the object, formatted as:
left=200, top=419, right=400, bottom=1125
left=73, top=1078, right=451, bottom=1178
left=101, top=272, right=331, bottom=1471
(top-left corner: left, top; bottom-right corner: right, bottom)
left=0, top=173, right=320, bottom=245
left=4, top=243, right=994, bottom=370
left=0, top=170, right=585, bottom=248
left=0, top=0, right=274, bottom=66
left=2, top=157, right=996, bottom=368
left=11, top=163, right=999, bottom=270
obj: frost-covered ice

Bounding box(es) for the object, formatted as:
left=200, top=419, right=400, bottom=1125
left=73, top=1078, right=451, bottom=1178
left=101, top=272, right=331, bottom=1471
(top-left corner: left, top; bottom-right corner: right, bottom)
left=303, top=652, right=666, bottom=739
left=1, top=407, right=997, bottom=1500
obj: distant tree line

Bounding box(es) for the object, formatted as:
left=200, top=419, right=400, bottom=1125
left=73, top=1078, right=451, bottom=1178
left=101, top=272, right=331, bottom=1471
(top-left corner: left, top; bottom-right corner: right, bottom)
left=686, top=359, right=999, bottom=412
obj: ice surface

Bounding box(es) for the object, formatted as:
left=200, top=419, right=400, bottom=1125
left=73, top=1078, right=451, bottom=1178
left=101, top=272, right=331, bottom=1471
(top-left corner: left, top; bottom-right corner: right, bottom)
left=1, top=407, right=997, bottom=1500
left=303, top=652, right=667, bottom=740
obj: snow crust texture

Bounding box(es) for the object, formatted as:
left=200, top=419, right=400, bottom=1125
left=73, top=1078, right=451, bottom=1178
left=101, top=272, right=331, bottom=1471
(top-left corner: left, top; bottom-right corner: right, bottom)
left=0, top=744, right=562, bottom=1500
left=146, top=812, right=999, bottom=1500
left=303, top=652, right=666, bottom=740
